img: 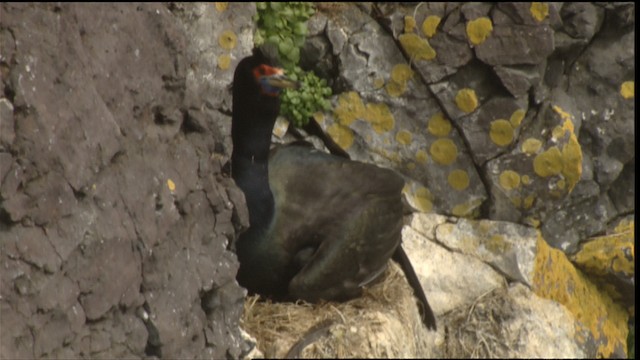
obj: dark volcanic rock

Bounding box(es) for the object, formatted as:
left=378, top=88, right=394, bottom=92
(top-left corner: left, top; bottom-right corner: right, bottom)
left=1, top=3, right=250, bottom=359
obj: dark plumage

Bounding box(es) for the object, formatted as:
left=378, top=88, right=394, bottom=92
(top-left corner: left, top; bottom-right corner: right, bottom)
left=231, top=49, right=436, bottom=329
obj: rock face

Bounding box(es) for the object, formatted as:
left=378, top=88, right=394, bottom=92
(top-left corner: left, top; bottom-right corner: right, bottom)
left=0, top=2, right=634, bottom=359
left=1, top=3, right=252, bottom=359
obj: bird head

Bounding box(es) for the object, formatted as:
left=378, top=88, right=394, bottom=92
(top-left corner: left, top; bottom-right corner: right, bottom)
left=252, top=64, right=299, bottom=96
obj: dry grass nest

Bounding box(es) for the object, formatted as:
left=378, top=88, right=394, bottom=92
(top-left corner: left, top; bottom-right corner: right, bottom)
left=240, top=261, right=436, bottom=358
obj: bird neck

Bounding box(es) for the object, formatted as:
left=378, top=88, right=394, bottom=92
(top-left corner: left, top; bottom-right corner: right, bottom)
left=231, top=112, right=278, bottom=233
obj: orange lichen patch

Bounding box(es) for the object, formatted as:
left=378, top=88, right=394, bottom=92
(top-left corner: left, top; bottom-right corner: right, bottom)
left=499, top=170, right=521, bottom=190
left=415, top=150, right=429, bottom=164
left=452, top=198, right=483, bottom=218
left=448, top=169, right=470, bottom=191
left=522, top=138, right=542, bottom=154
left=334, top=92, right=365, bottom=126
left=533, top=147, right=562, bottom=177
left=533, top=234, right=629, bottom=358
left=214, top=2, right=228, bottom=12
left=404, top=15, right=417, bottom=33
left=490, top=119, right=514, bottom=147
left=510, top=109, right=526, bottom=127
left=430, top=138, right=458, bottom=165
left=365, top=103, right=395, bottom=134
left=217, top=54, right=232, bottom=70
left=422, top=15, right=441, bottom=38
left=523, top=194, right=535, bottom=209
left=398, top=33, right=436, bottom=61
left=327, top=123, right=354, bottom=150
left=427, top=112, right=452, bottom=137
left=455, top=88, right=478, bottom=113
left=466, top=17, right=493, bottom=45
left=530, top=2, right=549, bottom=22
left=620, top=81, right=634, bottom=99
left=167, top=179, right=176, bottom=193
left=396, top=129, right=413, bottom=145
left=219, top=30, right=237, bottom=50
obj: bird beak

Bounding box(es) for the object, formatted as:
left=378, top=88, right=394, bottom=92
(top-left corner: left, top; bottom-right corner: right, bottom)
left=264, top=70, right=300, bottom=90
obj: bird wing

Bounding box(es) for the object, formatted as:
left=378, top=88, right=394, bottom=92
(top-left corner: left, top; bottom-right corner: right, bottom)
left=267, top=145, right=404, bottom=302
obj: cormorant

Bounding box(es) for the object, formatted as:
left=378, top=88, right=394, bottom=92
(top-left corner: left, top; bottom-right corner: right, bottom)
left=230, top=48, right=436, bottom=330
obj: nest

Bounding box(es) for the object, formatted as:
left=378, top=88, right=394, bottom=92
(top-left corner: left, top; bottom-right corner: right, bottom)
left=240, top=261, right=437, bottom=358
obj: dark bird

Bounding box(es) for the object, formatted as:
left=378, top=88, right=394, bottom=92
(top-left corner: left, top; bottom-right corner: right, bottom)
left=230, top=48, right=436, bottom=330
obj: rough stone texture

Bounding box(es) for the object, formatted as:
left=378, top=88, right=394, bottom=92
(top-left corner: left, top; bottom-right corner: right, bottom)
left=0, top=2, right=634, bottom=359
left=1, top=3, right=251, bottom=359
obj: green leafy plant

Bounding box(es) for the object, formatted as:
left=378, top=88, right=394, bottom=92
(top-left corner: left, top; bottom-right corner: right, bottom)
left=254, top=2, right=332, bottom=127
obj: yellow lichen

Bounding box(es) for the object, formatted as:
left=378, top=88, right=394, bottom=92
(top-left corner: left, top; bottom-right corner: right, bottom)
left=490, top=119, right=514, bottom=147
left=214, top=2, right=228, bottom=12
left=430, top=138, right=458, bottom=165
left=620, top=81, right=634, bottom=99
left=486, top=234, right=511, bottom=253
left=313, top=112, right=325, bottom=124
left=466, top=17, right=493, bottom=45
left=533, top=147, right=562, bottom=177
left=452, top=199, right=483, bottom=218
left=413, top=186, right=433, bottom=213
left=561, top=135, right=583, bottom=191
left=455, top=88, right=478, bottom=113
left=333, top=92, right=365, bottom=126
left=373, top=77, right=385, bottom=89
left=385, top=81, right=406, bottom=97
left=327, top=123, right=354, bottom=150
left=406, top=162, right=416, bottom=171
left=510, top=109, right=526, bottom=127
left=404, top=15, right=416, bottom=33
left=523, top=194, right=535, bottom=209
left=530, top=2, right=549, bottom=22
left=398, top=33, right=436, bottom=61
left=391, top=64, right=414, bottom=85
left=522, top=138, right=542, bottom=154
left=396, top=129, right=413, bottom=145
left=217, top=54, right=231, bottom=70
left=510, top=195, right=522, bottom=207
left=415, top=150, right=429, bottom=164
left=427, top=112, right=452, bottom=137
left=167, top=179, right=176, bottom=192
left=499, top=170, right=521, bottom=190
left=533, top=234, right=629, bottom=358
left=448, top=169, right=470, bottom=191
left=522, top=174, right=532, bottom=185
left=422, top=15, right=441, bottom=38
left=365, top=103, right=395, bottom=134
left=219, top=30, right=237, bottom=50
